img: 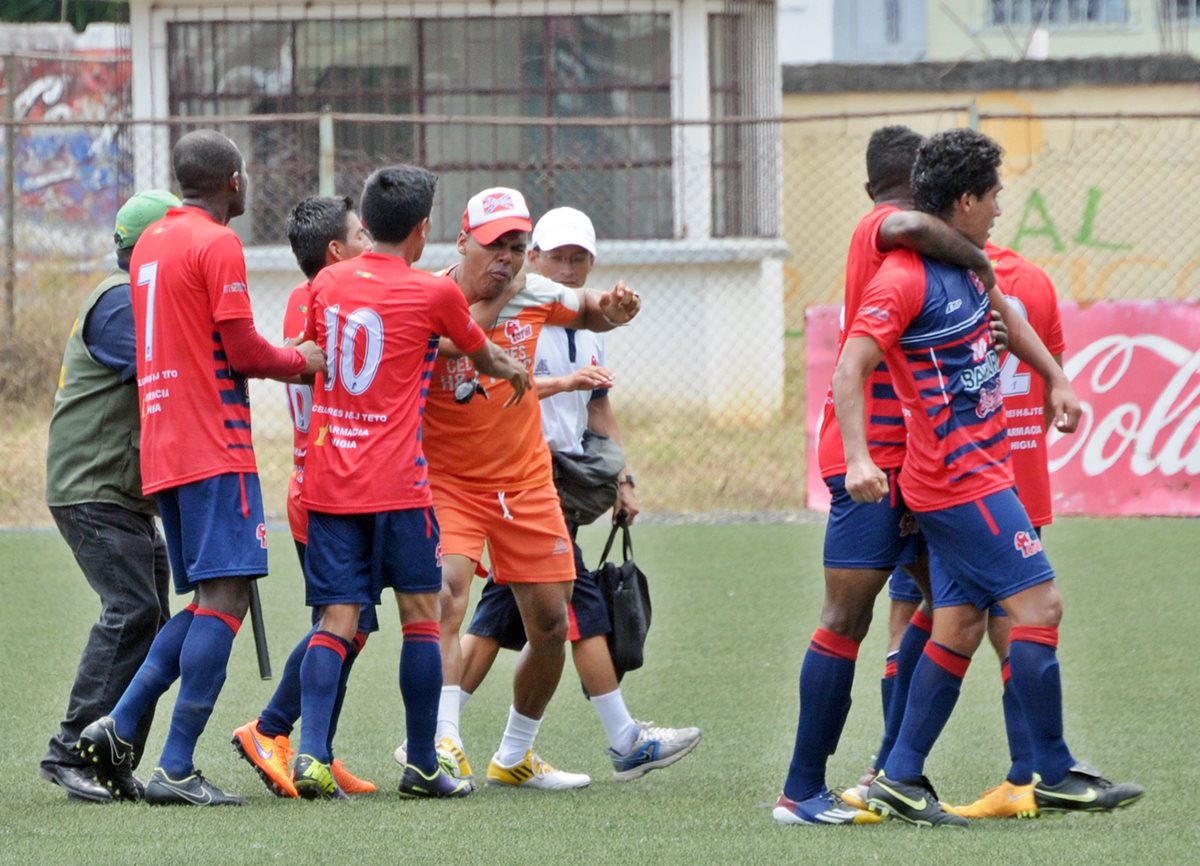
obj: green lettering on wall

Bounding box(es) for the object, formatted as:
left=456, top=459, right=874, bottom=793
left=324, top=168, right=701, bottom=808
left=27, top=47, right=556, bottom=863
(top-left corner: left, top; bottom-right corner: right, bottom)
left=1074, top=187, right=1133, bottom=251
left=1010, top=190, right=1064, bottom=253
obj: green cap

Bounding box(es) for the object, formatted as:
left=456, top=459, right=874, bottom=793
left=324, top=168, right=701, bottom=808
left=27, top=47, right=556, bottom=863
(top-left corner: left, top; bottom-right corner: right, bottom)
left=114, top=189, right=181, bottom=249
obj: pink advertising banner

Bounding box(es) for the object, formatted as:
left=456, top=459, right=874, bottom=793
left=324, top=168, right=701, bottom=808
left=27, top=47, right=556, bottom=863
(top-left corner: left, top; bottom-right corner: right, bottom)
left=805, top=301, right=1200, bottom=516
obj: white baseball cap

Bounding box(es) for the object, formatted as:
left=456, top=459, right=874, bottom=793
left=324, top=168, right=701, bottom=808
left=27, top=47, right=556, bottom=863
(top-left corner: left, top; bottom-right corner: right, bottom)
left=531, top=206, right=597, bottom=257
left=461, top=187, right=532, bottom=244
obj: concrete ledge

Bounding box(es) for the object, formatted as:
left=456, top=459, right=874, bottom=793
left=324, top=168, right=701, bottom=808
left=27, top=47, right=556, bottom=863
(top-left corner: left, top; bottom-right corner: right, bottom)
left=783, top=54, right=1200, bottom=93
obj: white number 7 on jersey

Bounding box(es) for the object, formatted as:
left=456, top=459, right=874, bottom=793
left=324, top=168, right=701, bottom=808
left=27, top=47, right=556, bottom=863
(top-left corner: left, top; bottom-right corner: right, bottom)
left=138, top=261, right=159, bottom=361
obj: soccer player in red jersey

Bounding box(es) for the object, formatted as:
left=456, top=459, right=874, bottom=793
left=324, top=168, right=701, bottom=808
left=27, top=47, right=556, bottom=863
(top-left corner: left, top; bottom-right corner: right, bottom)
left=776, top=126, right=998, bottom=826
left=78, top=130, right=326, bottom=806
left=232, top=195, right=377, bottom=798
left=836, top=128, right=1142, bottom=826
left=289, top=166, right=530, bottom=800
left=418, top=187, right=639, bottom=790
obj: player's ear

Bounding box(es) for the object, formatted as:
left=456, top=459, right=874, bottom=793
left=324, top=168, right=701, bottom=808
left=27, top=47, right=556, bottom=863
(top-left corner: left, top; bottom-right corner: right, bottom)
left=456, top=229, right=469, bottom=256
left=863, top=180, right=874, bottom=202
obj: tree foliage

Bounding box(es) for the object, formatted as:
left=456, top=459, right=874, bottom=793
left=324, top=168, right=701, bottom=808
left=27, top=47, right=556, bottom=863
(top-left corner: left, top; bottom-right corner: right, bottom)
left=0, top=1, right=127, bottom=32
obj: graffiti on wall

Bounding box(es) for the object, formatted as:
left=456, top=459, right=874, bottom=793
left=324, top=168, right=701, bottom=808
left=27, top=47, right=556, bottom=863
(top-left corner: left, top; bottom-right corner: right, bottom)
left=1, top=53, right=131, bottom=260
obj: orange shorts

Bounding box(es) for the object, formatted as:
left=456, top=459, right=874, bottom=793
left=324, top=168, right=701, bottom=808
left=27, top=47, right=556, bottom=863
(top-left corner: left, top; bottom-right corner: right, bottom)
left=430, top=479, right=576, bottom=584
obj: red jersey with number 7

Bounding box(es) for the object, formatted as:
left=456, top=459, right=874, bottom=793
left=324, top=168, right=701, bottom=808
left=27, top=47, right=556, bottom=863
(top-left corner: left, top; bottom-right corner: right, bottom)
left=130, top=206, right=259, bottom=494
left=300, top=251, right=486, bottom=514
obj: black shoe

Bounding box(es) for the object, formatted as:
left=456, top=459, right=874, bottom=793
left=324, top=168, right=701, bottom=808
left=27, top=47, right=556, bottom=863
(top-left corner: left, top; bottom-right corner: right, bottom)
left=77, top=717, right=141, bottom=801
left=143, top=768, right=245, bottom=806
left=867, top=772, right=968, bottom=828
left=398, top=763, right=473, bottom=799
left=1034, top=762, right=1145, bottom=813
left=39, top=763, right=113, bottom=803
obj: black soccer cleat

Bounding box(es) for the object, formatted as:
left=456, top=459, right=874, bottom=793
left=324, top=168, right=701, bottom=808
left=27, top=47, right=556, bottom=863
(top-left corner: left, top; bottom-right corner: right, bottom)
left=1034, top=762, right=1145, bottom=813
left=77, top=717, right=141, bottom=801
left=143, top=767, right=245, bottom=806
left=398, top=763, right=473, bottom=799
left=867, top=772, right=968, bottom=828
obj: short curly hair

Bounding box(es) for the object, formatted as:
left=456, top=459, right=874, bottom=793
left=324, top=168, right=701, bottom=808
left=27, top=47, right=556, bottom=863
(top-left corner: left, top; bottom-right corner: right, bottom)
left=912, top=129, right=1003, bottom=218
left=865, top=125, right=925, bottom=194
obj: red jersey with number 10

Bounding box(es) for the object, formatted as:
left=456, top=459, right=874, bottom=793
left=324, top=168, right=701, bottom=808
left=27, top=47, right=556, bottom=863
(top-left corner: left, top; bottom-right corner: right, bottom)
left=988, top=243, right=1065, bottom=527
left=130, top=206, right=259, bottom=494
left=283, top=281, right=314, bottom=541
left=300, top=252, right=486, bottom=514
left=818, top=203, right=908, bottom=478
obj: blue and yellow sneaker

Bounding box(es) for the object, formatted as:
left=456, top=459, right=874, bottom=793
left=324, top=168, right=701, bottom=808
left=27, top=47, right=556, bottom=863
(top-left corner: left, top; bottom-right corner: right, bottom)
left=773, top=790, right=883, bottom=825
left=867, top=772, right=968, bottom=828
left=292, top=754, right=338, bottom=800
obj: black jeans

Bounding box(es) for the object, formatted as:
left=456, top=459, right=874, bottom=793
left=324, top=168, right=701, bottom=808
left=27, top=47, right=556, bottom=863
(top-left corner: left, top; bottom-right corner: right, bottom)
left=43, top=502, right=171, bottom=770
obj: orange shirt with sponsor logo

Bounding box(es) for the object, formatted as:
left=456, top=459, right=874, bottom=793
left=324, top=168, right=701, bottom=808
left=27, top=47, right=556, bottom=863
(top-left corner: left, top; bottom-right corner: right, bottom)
left=424, top=272, right=581, bottom=492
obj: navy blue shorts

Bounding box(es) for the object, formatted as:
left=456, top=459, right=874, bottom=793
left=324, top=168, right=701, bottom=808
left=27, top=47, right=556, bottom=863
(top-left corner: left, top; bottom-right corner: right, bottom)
left=155, top=472, right=268, bottom=595
left=294, top=539, right=379, bottom=633
left=467, top=532, right=610, bottom=649
left=917, top=488, right=1054, bottom=612
left=887, top=566, right=923, bottom=603
left=305, top=507, right=442, bottom=609
left=823, top=471, right=921, bottom=570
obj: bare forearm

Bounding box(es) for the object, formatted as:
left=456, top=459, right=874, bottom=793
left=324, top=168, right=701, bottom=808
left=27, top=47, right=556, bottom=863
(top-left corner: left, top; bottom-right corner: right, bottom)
left=881, top=212, right=993, bottom=287
left=833, top=363, right=871, bottom=464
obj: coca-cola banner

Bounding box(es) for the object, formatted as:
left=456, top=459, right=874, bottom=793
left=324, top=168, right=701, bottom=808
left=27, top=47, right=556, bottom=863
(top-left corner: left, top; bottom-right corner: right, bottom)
left=804, top=301, right=1200, bottom=516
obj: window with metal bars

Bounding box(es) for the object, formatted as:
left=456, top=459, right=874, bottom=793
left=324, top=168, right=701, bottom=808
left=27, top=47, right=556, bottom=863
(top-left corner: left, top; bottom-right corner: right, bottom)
left=166, top=14, right=674, bottom=245
left=988, top=0, right=1129, bottom=26
left=1162, top=0, right=1200, bottom=21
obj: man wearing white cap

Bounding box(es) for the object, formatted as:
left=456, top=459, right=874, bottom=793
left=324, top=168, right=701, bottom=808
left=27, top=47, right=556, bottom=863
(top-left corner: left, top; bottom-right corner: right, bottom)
left=415, top=188, right=640, bottom=789
left=455, top=207, right=702, bottom=781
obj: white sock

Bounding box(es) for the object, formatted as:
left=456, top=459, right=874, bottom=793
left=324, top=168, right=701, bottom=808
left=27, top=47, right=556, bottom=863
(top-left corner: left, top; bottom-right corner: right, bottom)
left=460, top=689, right=473, bottom=712
left=436, top=686, right=462, bottom=745
left=496, top=706, right=541, bottom=766
left=590, top=688, right=639, bottom=753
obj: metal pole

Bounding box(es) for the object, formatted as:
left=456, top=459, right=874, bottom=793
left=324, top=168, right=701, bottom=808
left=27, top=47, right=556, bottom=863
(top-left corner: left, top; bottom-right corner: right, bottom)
left=4, top=54, right=16, bottom=338
left=318, top=110, right=334, bottom=196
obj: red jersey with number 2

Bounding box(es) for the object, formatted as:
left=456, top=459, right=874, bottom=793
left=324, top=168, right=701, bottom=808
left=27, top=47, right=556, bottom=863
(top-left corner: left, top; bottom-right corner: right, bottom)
left=300, top=251, right=485, bottom=514
left=818, top=203, right=908, bottom=478
left=988, top=243, right=1065, bottom=527
left=130, top=206, right=259, bottom=494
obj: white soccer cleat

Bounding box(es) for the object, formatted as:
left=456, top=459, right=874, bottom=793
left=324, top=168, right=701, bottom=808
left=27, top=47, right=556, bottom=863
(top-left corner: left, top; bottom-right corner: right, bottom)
left=486, top=751, right=591, bottom=790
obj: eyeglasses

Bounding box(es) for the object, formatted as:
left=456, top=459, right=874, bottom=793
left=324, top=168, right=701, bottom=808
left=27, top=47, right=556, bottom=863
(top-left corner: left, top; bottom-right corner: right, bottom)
left=454, top=376, right=489, bottom=404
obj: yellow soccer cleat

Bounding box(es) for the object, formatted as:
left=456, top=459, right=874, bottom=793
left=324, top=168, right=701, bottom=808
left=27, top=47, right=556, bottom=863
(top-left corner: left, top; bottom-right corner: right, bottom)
left=486, top=751, right=591, bottom=790
left=955, top=780, right=1038, bottom=819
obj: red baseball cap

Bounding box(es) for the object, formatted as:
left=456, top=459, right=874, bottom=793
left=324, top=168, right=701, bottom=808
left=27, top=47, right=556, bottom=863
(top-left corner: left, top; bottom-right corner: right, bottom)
left=461, top=187, right=533, bottom=245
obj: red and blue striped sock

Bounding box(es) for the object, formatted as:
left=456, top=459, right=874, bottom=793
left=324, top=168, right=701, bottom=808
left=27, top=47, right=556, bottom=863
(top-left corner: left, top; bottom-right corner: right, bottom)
left=400, top=621, right=442, bottom=774
left=1000, top=658, right=1036, bottom=785
left=327, top=631, right=368, bottom=756
left=298, top=631, right=352, bottom=764
left=880, top=650, right=899, bottom=723
left=1009, top=625, right=1073, bottom=786
left=257, top=625, right=318, bottom=738
left=883, top=640, right=970, bottom=783
left=782, top=627, right=860, bottom=801
left=875, top=609, right=932, bottom=771
left=159, top=607, right=241, bottom=778
left=110, top=604, right=197, bottom=741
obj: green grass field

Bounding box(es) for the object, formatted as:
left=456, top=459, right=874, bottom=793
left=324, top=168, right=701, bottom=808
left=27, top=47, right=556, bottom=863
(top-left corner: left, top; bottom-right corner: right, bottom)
left=1, top=517, right=1196, bottom=865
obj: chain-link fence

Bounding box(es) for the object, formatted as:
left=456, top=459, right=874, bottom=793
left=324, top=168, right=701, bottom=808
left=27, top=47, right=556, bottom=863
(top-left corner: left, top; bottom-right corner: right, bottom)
left=3, top=96, right=1196, bottom=527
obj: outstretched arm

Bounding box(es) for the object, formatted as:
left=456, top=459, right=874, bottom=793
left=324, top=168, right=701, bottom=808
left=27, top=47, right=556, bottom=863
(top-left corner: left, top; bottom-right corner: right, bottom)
left=568, top=282, right=641, bottom=332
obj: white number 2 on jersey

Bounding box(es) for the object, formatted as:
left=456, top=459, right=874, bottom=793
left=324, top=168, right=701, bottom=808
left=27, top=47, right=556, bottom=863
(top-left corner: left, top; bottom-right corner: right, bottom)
left=322, top=304, right=384, bottom=395
left=999, top=295, right=1031, bottom=397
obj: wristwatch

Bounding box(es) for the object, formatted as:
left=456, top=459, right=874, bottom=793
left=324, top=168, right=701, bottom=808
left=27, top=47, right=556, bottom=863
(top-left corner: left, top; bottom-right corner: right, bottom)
left=619, top=474, right=636, bottom=488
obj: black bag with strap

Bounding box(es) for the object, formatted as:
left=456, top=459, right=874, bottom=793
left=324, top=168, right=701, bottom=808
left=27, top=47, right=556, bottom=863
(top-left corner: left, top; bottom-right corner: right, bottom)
left=595, top=518, right=652, bottom=677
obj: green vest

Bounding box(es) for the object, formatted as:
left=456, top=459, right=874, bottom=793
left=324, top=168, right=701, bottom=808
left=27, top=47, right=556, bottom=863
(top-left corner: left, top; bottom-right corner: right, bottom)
left=45, top=269, right=155, bottom=514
